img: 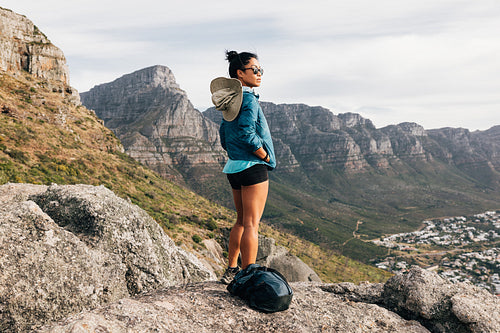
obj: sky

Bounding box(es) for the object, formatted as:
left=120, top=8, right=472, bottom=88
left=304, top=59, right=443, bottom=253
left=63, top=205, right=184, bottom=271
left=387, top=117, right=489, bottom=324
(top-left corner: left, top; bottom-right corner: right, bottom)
left=2, top=0, right=500, bottom=130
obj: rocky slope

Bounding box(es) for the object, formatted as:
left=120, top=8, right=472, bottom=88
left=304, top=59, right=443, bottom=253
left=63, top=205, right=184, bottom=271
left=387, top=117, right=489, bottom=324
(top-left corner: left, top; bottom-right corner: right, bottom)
left=2, top=183, right=498, bottom=332
left=0, top=183, right=214, bottom=332
left=80, top=66, right=226, bottom=183
left=0, top=183, right=324, bottom=332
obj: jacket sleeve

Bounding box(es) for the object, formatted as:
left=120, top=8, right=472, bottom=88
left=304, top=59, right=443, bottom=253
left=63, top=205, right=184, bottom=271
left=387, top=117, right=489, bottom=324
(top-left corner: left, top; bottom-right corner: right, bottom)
left=219, top=121, right=227, bottom=151
left=237, top=97, right=263, bottom=152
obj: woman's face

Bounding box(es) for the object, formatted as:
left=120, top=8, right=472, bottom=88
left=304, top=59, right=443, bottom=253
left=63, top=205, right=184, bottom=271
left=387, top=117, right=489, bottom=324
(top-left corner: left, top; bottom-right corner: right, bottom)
left=237, top=57, right=262, bottom=88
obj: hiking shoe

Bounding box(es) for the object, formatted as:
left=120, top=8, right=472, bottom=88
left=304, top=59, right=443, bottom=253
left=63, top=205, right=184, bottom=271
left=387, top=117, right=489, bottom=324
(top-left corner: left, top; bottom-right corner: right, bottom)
left=220, top=266, right=240, bottom=284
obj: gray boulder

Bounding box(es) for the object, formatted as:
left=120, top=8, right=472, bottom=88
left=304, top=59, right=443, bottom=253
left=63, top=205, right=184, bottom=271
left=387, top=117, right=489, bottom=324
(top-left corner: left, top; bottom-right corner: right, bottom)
left=321, top=281, right=385, bottom=304
left=31, top=183, right=215, bottom=293
left=382, top=266, right=500, bottom=333
left=257, top=235, right=322, bottom=282
left=0, top=183, right=214, bottom=332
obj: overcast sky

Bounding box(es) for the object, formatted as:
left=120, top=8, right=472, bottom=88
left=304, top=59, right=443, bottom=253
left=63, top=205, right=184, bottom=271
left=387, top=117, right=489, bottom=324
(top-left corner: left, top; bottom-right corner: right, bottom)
left=3, top=0, right=500, bottom=130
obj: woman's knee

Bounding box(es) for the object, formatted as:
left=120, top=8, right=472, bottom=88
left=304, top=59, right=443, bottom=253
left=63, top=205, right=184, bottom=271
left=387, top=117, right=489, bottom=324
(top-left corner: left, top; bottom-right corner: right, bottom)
left=242, top=220, right=260, bottom=231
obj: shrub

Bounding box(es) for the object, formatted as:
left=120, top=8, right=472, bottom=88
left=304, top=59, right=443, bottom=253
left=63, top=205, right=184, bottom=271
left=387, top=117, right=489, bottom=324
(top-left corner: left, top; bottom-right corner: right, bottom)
left=192, top=234, right=203, bottom=244
left=205, top=218, right=218, bottom=231
left=6, top=149, right=29, bottom=163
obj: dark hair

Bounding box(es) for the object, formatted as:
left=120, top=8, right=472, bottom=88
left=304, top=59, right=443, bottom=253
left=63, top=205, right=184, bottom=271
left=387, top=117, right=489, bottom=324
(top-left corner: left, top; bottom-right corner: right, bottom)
left=225, top=50, right=258, bottom=79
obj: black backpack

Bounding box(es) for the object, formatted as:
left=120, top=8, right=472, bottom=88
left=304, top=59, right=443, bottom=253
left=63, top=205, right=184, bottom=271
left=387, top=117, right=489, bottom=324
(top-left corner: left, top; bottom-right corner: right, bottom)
left=227, top=264, right=293, bottom=313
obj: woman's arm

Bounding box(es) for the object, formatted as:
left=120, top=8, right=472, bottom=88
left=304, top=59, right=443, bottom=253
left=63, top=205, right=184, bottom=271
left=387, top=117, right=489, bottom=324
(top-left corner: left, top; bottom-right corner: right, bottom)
left=219, top=121, right=227, bottom=151
left=238, top=97, right=263, bottom=152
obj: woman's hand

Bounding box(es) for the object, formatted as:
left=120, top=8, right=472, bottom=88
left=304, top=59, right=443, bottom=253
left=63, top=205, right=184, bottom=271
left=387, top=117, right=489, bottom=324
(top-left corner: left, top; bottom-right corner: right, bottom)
left=254, top=147, right=270, bottom=162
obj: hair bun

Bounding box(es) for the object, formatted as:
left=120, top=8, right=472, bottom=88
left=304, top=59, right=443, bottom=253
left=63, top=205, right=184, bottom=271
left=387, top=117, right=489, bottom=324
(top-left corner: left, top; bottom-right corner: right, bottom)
left=225, top=50, right=239, bottom=63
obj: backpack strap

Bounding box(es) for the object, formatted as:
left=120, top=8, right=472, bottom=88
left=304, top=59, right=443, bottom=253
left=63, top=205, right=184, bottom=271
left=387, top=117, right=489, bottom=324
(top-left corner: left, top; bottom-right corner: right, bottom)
left=257, top=266, right=290, bottom=284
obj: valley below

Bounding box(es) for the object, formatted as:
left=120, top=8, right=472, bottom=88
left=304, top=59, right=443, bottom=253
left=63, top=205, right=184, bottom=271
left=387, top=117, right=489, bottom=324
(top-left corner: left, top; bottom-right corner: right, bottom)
left=372, top=210, right=500, bottom=294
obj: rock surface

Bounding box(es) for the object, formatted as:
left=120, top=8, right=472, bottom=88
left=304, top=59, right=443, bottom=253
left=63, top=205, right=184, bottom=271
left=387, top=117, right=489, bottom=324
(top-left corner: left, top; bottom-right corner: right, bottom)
left=42, top=282, right=429, bottom=333
left=35, top=266, right=499, bottom=332
left=382, top=266, right=500, bottom=333
left=0, top=183, right=214, bottom=332
left=2, top=188, right=500, bottom=333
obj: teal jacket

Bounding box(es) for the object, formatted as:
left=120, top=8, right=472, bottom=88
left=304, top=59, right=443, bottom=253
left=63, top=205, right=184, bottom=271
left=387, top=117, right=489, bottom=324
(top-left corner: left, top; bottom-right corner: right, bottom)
left=219, top=89, right=276, bottom=170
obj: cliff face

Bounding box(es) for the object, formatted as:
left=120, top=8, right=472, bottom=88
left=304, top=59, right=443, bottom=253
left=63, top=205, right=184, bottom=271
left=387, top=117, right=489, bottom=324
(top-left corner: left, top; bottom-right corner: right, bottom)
left=0, top=7, right=69, bottom=85
left=205, top=103, right=431, bottom=172
left=426, top=126, right=500, bottom=184
left=205, top=103, right=500, bottom=182
left=80, top=66, right=226, bottom=181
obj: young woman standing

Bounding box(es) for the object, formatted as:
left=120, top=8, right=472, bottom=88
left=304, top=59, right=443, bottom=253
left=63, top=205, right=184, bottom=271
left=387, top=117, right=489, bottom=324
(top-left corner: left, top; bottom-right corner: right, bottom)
left=210, top=50, right=276, bottom=284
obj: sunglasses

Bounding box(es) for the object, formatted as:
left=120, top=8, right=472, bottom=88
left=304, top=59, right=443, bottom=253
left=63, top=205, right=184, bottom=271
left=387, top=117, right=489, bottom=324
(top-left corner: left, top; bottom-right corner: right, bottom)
left=243, top=66, right=264, bottom=75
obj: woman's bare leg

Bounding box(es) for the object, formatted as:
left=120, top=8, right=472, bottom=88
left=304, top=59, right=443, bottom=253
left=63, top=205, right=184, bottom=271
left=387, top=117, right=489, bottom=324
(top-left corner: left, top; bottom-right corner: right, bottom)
left=227, top=188, right=244, bottom=268
left=239, top=180, right=269, bottom=269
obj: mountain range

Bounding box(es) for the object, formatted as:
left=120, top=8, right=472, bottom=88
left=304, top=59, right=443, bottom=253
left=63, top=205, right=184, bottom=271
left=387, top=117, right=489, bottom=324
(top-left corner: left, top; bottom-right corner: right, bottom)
left=81, top=65, right=500, bottom=261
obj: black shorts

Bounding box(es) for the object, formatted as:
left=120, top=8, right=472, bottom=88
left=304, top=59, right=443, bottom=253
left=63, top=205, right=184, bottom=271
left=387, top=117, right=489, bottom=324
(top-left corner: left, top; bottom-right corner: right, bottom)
left=226, top=164, right=269, bottom=190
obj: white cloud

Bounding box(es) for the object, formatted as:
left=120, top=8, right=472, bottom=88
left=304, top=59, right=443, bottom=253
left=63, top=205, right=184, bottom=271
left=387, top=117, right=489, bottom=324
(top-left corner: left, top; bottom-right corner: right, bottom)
left=2, top=0, right=500, bottom=130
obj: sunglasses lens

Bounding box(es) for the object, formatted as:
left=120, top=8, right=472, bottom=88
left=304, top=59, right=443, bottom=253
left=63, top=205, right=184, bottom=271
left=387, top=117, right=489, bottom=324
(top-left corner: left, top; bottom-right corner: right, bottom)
left=245, top=67, right=264, bottom=75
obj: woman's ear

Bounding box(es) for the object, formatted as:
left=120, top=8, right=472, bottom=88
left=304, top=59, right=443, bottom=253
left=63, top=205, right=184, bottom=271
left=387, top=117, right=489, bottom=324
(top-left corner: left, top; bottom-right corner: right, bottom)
left=236, top=69, right=243, bottom=80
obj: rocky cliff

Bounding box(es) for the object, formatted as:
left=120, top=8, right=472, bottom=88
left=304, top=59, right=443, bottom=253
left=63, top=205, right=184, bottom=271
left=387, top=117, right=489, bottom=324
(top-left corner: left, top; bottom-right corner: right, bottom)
left=426, top=126, right=500, bottom=185
left=0, top=7, right=70, bottom=87
left=205, top=104, right=447, bottom=173
left=80, top=66, right=226, bottom=182
left=205, top=103, right=500, bottom=180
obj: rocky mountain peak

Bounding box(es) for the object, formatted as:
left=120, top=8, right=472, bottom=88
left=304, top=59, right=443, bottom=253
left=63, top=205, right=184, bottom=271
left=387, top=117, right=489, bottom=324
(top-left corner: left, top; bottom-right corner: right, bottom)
left=338, top=112, right=375, bottom=129
left=0, top=7, right=69, bottom=85
left=92, top=65, right=181, bottom=94
left=398, top=122, right=427, bottom=136
left=81, top=66, right=226, bottom=183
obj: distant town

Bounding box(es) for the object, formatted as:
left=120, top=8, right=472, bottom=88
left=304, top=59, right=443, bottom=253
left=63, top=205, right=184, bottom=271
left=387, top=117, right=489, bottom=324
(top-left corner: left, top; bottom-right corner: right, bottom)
left=372, top=211, right=500, bottom=295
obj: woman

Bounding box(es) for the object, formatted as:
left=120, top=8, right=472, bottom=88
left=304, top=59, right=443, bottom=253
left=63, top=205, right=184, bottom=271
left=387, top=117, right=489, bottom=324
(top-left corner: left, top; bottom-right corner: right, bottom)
left=210, top=50, right=276, bottom=284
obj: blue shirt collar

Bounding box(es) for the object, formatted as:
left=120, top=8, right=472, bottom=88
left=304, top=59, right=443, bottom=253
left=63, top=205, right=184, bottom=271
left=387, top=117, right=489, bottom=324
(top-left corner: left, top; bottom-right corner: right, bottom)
left=242, top=86, right=259, bottom=98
